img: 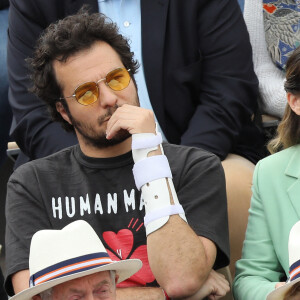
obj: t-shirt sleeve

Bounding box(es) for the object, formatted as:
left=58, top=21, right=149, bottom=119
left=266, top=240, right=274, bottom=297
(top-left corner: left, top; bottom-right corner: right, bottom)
left=5, top=164, right=52, bottom=296
left=167, top=145, right=229, bottom=269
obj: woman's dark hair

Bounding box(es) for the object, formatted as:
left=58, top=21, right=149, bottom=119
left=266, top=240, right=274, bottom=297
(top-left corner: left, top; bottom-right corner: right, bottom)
left=268, top=46, right=300, bottom=153
left=28, top=7, right=139, bottom=132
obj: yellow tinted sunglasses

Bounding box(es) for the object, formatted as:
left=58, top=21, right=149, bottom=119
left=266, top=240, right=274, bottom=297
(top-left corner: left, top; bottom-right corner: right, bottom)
left=62, top=68, right=131, bottom=106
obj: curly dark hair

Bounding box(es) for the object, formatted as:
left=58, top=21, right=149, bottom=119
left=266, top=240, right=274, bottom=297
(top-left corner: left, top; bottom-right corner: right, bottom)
left=28, top=7, right=139, bottom=132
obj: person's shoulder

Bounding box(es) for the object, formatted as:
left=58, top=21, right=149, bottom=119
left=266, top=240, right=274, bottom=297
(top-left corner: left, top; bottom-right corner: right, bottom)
left=9, top=146, right=76, bottom=181
left=258, top=145, right=299, bottom=168
left=163, top=143, right=220, bottom=166
left=164, top=142, right=217, bottom=156
left=255, top=145, right=300, bottom=177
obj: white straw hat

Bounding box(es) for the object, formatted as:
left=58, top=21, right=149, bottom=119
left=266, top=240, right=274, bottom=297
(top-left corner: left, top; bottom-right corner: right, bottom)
left=10, top=220, right=142, bottom=300
left=267, top=220, right=300, bottom=300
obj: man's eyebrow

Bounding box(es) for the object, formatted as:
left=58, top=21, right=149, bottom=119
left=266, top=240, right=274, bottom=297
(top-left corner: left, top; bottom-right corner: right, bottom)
left=68, top=288, right=84, bottom=294
left=67, top=279, right=112, bottom=294
left=94, top=279, right=111, bottom=288
left=68, top=287, right=84, bottom=294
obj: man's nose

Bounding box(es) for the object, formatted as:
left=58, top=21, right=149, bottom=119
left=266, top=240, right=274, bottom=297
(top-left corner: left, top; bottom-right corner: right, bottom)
left=98, top=82, right=118, bottom=108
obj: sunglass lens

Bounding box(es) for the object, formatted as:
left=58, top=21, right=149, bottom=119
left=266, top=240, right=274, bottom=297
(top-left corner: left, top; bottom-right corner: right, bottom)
left=75, top=82, right=98, bottom=105
left=106, top=68, right=130, bottom=91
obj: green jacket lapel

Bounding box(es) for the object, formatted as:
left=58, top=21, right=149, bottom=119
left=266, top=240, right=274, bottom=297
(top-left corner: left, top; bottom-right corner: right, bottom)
left=286, top=145, right=300, bottom=218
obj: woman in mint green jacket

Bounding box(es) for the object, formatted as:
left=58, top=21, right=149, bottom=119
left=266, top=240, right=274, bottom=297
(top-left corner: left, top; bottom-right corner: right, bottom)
left=233, top=46, right=300, bottom=300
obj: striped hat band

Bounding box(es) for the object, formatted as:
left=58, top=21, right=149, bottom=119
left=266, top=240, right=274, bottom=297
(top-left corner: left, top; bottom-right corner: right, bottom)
left=29, top=252, right=112, bottom=287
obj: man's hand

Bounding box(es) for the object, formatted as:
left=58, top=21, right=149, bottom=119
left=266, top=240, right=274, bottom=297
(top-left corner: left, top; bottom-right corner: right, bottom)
left=106, top=105, right=156, bottom=139
left=185, top=270, right=230, bottom=300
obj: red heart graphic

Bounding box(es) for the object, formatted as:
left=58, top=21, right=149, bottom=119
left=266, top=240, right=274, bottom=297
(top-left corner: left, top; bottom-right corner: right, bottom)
left=107, top=246, right=155, bottom=287
left=130, top=245, right=155, bottom=283
left=103, top=229, right=133, bottom=259
left=107, top=249, right=147, bottom=287
left=103, top=229, right=156, bottom=287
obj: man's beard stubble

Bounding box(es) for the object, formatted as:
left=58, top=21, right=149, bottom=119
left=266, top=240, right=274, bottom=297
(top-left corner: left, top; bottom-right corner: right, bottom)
left=68, top=105, right=131, bottom=149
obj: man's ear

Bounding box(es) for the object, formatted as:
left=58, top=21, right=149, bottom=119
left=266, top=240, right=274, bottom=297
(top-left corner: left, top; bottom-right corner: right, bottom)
left=287, top=92, right=300, bottom=115
left=56, top=101, right=72, bottom=125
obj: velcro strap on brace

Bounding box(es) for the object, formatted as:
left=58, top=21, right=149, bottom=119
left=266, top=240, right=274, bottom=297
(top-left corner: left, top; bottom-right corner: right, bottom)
left=132, top=155, right=172, bottom=190
left=144, top=204, right=184, bottom=226
left=132, top=133, right=163, bottom=163
left=132, top=132, right=162, bottom=150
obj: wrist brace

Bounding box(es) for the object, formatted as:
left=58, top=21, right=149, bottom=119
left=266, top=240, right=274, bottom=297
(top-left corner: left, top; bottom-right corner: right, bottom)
left=132, top=131, right=187, bottom=236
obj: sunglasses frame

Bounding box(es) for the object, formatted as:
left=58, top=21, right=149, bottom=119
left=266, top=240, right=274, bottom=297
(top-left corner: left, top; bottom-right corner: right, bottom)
left=60, top=67, right=131, bottom=106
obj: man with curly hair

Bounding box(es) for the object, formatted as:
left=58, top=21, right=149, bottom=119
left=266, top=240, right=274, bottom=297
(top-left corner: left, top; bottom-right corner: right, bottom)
left=5, top=10, right=230, bottom=300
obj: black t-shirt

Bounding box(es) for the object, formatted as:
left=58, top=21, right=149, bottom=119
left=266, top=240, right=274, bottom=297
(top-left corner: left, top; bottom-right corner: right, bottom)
left=5, top=143, right=229, bottom=295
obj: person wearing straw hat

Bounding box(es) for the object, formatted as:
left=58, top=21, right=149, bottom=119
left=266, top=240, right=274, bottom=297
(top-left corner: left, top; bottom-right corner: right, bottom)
left=233, top=46, right=300, bottom=300
left=11, top=220, right=142, bottom=300
left=5, top=9, right=230, bottom=300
